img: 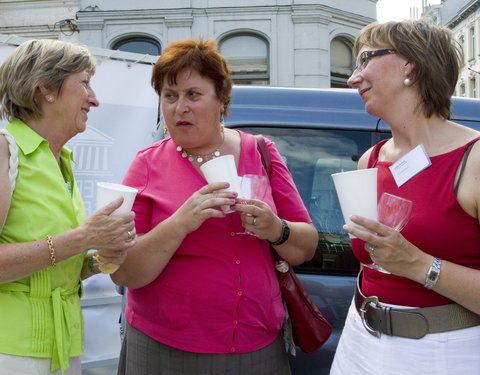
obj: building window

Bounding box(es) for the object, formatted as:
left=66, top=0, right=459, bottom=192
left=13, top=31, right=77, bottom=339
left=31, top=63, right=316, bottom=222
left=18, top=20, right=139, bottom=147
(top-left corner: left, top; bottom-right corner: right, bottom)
left=460, top=82, right=466, bottom=97
left=469, top=27, right=476, bottom=60
left=459, top=34, right=465, bottom=63
left=220, top=34, right=269, bottom=85
left=470, top=77, right=477, bottom=98
left=112, top=36, right=161, bottom=56
left=330, top=37, right=354, bottom=88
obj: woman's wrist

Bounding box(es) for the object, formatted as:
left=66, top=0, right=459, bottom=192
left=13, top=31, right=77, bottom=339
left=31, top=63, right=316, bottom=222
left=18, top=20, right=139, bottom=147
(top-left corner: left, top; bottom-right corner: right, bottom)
left=63, top=225, right=91, bottom=255
left=424, top=257, right=442, bottom=289
left=268, top=219, right=290, bottom=246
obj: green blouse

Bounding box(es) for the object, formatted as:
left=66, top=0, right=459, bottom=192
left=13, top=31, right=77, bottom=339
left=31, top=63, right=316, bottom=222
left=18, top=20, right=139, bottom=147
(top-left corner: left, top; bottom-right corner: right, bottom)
left=0, top=119, right=87, bottom=372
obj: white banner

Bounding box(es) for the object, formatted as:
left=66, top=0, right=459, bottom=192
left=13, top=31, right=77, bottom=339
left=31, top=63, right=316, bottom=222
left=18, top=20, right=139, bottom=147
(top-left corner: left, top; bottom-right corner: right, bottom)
left=71, top=56, right=158, bottom=369
left=66, top=57, right=158, bottom=217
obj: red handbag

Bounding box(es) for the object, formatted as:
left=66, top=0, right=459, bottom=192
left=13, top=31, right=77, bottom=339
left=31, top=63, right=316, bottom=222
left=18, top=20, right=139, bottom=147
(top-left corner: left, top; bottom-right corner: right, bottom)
left=255, top=135, right=332, bottom=353
left=274, top=255, right=332, bottom=353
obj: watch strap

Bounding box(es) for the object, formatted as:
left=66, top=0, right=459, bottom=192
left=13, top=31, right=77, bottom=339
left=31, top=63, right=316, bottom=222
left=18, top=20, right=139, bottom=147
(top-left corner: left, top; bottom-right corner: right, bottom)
left=269, top=219, right=290, bottom=246
left=424, top=257, right=442, bottom=289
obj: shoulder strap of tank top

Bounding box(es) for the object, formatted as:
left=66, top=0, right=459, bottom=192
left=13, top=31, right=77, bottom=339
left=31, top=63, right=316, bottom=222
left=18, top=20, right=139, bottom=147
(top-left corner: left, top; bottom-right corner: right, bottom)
left=367, top=138, right=389, bottom=168
left=454, top=137, right=480, bottom=196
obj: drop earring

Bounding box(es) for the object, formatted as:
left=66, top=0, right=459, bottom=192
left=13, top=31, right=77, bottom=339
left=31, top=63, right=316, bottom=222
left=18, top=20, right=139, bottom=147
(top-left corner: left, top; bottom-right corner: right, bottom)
left=403, top=78, right=412, bottom=86
left=220, top=113, right=225, bottom=127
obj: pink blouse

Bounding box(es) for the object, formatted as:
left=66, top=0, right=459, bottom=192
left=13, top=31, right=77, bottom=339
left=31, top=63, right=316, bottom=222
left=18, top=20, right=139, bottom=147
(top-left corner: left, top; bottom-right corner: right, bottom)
left=122, top=130, right=311, bottom=353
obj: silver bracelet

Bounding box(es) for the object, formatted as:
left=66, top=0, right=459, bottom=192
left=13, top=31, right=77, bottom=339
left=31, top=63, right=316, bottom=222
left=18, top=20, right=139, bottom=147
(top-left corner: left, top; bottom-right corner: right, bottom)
left=424, top=257, right=442, bottom=289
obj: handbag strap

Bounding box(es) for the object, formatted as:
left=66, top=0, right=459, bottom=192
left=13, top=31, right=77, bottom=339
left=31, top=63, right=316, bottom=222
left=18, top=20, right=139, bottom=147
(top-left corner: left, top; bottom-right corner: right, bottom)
left=255, top=134, right=272, bottom=178
left=0, top=128, right=18, bottom=193
left=255, top=134, right=285, bottom=263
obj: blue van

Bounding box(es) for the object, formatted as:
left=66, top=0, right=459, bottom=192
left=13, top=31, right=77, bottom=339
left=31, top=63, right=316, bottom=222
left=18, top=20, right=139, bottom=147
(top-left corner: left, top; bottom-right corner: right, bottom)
left=225, top=85, right=480, bottom=375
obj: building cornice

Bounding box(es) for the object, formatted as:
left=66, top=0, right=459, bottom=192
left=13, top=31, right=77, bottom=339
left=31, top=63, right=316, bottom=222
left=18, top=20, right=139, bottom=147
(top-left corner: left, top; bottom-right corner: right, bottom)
left=76, top=4, right=374, bottom=27
left=164, top=16, right=193, bottom=28
left=447, top=0, right=480, bottom=28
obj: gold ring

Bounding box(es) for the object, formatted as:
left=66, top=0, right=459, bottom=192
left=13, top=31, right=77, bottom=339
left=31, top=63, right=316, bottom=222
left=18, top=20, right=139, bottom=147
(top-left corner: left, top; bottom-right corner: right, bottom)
left=253, top=217, right=257, bottom=226
left=127, top=230, right=133, bottom=241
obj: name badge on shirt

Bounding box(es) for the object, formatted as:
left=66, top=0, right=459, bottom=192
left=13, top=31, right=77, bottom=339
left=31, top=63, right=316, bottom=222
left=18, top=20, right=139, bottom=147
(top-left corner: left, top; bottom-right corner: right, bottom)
left=389, top=144, right=431, bottom=187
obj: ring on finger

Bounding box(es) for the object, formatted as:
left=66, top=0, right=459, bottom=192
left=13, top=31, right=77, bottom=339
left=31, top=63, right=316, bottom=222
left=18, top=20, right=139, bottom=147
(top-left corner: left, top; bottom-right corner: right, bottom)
left=253, top=216, right=257, bottom=226
left=366, top=244, right=376, bottom=256
left=127, top=230, right=133, bottom=241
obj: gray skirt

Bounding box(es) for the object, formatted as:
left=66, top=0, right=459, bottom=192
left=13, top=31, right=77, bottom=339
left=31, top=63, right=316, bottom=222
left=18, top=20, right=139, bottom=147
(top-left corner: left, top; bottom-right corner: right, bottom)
left=117, top=323, right=291, bottom=375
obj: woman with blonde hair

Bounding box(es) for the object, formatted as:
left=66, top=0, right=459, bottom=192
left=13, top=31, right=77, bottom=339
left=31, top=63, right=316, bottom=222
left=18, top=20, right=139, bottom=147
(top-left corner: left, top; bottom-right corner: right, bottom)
left=0, top=39, right=136, bottom=374
left=330, top=19, right=480, bottom=374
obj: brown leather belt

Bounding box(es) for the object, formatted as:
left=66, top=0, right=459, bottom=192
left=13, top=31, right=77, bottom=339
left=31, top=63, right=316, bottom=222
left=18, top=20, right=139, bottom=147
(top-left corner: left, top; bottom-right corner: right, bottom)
left=354, top=271, right=480, bottom=339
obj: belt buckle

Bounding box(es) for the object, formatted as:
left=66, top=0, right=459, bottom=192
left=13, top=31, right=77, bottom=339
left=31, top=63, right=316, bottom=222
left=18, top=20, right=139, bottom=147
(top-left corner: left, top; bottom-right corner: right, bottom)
left=360, top=296, right=381, bottom=337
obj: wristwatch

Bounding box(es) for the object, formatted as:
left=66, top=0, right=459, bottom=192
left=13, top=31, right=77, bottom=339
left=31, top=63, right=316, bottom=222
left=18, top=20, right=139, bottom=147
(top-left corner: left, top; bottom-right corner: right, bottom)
left=269, top=219, right=290, bottom=246
left=424, top=257, right=442, bottom=289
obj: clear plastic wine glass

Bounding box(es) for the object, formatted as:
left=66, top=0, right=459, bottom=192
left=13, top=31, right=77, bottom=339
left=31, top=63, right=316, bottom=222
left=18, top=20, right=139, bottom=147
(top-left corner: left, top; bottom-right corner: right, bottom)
left=363, top=192, right=413, bottom=273
left=236, top=174, right=269, bottom=235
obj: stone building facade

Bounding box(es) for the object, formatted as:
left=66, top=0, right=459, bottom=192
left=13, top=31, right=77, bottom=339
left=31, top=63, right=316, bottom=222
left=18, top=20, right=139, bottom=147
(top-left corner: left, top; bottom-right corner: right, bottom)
left=0, top=0, right=377, bottom=88
left=424, top=0, right=480, bottom=98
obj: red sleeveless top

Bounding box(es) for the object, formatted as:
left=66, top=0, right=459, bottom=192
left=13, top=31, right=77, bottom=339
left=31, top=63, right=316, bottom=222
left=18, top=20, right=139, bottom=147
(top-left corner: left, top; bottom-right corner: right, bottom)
left=352, top=137, right=480, bottom=307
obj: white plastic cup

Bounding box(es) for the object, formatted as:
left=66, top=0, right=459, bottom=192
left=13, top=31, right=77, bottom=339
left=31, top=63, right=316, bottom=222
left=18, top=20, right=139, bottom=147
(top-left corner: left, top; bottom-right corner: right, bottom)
left=95, top=182, right=138, bottom=274
left=331, top=168, right=378, bottom=238
left=96, top=182, right=138, bottom=216
left=200, top=155, right=240, bottom=213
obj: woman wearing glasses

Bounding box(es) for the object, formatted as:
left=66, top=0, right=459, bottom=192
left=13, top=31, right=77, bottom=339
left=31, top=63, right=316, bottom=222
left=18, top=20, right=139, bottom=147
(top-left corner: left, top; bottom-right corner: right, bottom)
left=330, top=19, right=480, bottom=374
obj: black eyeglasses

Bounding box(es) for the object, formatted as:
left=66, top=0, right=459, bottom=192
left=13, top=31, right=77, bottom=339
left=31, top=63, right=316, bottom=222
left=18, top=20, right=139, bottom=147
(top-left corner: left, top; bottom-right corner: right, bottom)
left=354, top=49, right=396, bottom=72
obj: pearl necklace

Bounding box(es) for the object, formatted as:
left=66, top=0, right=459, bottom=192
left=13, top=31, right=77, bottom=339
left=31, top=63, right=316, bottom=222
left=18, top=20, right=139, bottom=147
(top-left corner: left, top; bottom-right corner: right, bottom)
left=177, top=127, right=225, bottom=164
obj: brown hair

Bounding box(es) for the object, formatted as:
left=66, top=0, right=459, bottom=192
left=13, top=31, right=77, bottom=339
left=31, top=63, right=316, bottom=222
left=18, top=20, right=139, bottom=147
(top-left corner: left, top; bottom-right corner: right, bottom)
left=151, top=38, right=233, bottom=115
left=0, top=39, right=96, bottom=121
left=354, top=19, right=463, bottom=119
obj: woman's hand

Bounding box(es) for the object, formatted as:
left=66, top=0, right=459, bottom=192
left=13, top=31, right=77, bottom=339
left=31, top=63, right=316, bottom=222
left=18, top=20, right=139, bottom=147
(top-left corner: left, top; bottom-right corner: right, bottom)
left=110, top=182, right=238, bottom=287
left=235, top=201, right=317, bottom=266
left=234, top=198, right=278, bottom=240
left=344, top=215, right=429, bottom=280
left=81, top=197, right=137, bottom=252
left=347, top=214, right=480, bottom=314
left=169, top=182, right=238, bottom=235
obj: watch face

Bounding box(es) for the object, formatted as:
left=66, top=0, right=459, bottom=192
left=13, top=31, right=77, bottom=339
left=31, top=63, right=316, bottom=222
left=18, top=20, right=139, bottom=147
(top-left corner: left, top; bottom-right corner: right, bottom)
left=424, top=258, right=442, bottom=289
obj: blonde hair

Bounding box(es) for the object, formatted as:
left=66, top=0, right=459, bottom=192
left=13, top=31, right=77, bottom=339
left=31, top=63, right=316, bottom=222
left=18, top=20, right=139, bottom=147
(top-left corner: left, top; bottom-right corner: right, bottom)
left=354, top=19, right=463, bottom=119
left=0, top=39, right=96, bottom=121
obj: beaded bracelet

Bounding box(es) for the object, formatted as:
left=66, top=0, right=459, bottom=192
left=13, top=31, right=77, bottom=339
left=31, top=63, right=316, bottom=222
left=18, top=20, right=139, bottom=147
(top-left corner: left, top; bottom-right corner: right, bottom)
left=46, top=236, right=56, bottom=267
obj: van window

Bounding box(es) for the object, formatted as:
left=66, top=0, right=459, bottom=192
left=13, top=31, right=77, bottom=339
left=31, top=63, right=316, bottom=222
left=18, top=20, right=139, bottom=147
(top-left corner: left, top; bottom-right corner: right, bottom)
left=238, top=126, right=375, bottom=275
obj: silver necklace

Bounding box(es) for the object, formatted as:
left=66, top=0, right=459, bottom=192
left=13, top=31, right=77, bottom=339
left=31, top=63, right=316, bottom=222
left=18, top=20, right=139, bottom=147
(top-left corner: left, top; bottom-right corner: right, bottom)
left=176, top=127, right=225, bottom=163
